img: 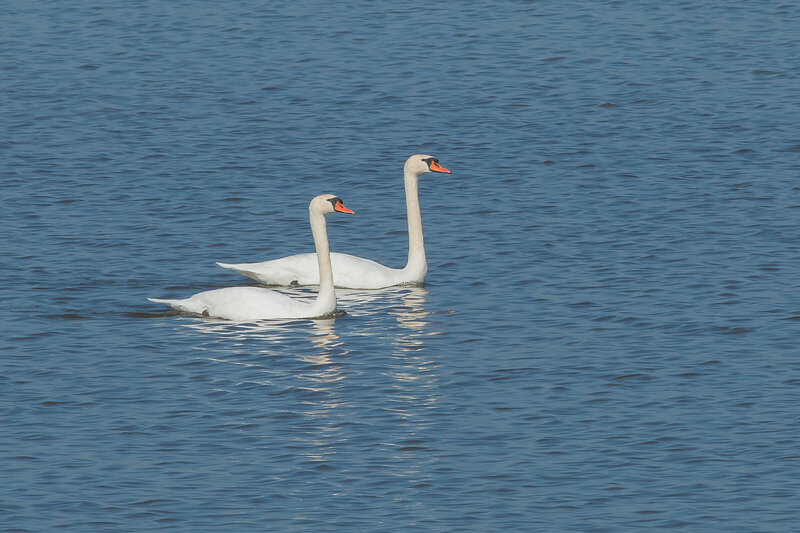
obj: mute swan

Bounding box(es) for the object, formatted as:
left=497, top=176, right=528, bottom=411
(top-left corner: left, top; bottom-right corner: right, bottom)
left=216, top=154, right=450, bottom=289
left=147, top=194, right=355, bottom=321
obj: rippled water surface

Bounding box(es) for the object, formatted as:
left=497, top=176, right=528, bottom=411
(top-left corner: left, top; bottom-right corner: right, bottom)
left=3, top=1, right=800, bottom=531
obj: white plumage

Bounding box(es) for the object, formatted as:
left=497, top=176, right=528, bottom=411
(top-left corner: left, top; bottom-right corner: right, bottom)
left=148, top=194, right=354, bottom=320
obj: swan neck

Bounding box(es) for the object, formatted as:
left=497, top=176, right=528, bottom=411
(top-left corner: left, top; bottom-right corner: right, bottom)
left=404, top=169, right=426, bottom=277
left=309, top=209, right=336, bottom=315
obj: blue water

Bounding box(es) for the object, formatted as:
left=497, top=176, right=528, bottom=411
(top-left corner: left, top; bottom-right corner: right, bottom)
left=3, top=1, right=800, bottom=531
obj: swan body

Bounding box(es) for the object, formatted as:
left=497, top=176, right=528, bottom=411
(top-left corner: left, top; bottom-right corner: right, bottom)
left=216, top=154, right=450, bottom=289
left=218, top=252, right=418, bottom=289
left=148, top=194, right=354, bottom=321
left=147, top=286, right=330, bottom=322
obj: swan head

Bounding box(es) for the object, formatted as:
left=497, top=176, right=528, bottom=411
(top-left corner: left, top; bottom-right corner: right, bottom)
left=311, top=194, right=356, bottom=215
left=404, top=154, right=451, bottom=176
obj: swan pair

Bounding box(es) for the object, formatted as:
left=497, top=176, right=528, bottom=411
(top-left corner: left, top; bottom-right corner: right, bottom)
left=148, top=154, right=451, bottom=321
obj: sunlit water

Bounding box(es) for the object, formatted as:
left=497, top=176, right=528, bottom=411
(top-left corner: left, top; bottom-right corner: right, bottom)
left=3, top=1, right=800, bottom=531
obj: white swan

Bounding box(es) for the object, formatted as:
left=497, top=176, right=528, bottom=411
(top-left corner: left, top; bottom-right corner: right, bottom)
left=147, top=194, right=355, bottom=321
left=216, top=154, right=450, bottom=289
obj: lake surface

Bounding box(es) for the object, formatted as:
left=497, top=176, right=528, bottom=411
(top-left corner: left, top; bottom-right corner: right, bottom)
left=3, top=1, right=800, bottom=531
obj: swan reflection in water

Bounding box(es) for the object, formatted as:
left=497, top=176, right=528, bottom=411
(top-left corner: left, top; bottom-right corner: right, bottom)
left=182, top=312, right=347, bottom=393
left=182, top=285, right=437, bottom=359
left=179, top=286, right=442, bottom=458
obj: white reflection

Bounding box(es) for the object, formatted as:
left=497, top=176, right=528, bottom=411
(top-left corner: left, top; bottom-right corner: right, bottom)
left=308, top=317, right=339, bottom=351
left=392, top=286, right=430, bottom=330
left=185, top=315, right=308, bottom=342
left=184, top=311, right=345, bottom=355
left=169, top=285, right=445, bottom=466
left=175, top=285, right=441, bottom=385
left=389, top=287, right=439, bottom=357
left=299, top=318, right=346, bottom=386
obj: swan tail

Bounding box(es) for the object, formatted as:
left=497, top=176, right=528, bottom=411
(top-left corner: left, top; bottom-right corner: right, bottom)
left=147, top=297, right=187, bottom=310
left=216, top=261, right=261, bottom=281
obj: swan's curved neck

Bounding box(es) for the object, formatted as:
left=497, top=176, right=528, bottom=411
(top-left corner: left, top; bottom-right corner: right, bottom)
left=403, top=169, right=427, bottom=281
left=309, top=210, right=336, bottom=316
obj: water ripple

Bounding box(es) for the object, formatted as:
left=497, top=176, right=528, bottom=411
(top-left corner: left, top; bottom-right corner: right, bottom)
left=3, top=0, right=800, bottom=531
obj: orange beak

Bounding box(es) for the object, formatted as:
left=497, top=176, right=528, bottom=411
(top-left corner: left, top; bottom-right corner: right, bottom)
left=334, top=200, right=355, bottom=214
left=429, top=160, right=451, bottom=174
